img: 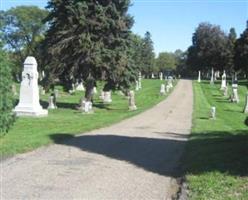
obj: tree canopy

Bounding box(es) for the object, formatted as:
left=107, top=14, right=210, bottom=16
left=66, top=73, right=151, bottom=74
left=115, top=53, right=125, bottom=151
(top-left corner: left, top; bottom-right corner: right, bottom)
left=140, top=31, right=156, bottom=76
left=43, top=0, right=136, bottom=95
left=0, top=6, right=48, bottom=75
left=234, top=22, right=248, bottom=74
left=187, top=22, right=230, bottom=73
left=156, top=52, right=177, bottom=72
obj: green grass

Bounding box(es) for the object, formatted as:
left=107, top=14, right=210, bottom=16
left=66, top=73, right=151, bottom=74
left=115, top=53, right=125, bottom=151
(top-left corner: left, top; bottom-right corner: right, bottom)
left=184, top=80, right=248, bottom=200
left=0, top=79, right=175, bottom=158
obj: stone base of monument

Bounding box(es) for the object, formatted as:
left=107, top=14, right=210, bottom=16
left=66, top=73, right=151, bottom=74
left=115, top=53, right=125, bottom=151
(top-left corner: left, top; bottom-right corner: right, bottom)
left=129, top=105, right=137, bottom=111
left=14, top=106, right=48, bottom=117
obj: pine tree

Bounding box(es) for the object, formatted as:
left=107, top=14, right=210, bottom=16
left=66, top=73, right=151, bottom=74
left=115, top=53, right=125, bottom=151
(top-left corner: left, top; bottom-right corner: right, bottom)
left=43, top=0, right=135, bottom=99
left=140, top=31, right=155, bottom=77
left=0, top=45, right=15, bottom=134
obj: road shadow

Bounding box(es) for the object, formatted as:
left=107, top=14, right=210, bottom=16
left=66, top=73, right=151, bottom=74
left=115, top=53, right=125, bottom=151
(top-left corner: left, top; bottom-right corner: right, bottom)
left=50, top=134, right=186, bottom=178
left=50, top=130, right=248, bottom=178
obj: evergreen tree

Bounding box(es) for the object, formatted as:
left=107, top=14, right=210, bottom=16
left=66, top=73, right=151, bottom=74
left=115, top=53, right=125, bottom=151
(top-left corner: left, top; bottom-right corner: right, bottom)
left=0, top=44, right=15, bottom=134
left=44, top=0, right=135, bottom=99
left=140, top=31, right=155, bottom=77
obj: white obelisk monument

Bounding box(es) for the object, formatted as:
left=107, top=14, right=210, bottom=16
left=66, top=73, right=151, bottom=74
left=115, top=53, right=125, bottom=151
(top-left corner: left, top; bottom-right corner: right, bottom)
left=14, top=57, right=48, bottom=116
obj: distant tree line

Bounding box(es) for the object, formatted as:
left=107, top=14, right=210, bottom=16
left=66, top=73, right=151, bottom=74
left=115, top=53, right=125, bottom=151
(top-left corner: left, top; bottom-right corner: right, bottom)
left=185, top=22, right=248, bottom=78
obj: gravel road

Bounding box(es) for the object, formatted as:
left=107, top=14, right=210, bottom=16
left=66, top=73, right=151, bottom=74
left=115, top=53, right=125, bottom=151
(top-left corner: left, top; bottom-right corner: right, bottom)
left=1, top=79, right=193, bottom=200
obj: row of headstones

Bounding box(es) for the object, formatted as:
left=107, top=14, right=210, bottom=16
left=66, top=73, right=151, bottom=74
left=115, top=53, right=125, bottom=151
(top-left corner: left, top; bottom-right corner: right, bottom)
left=160, top=76, right=174, bottom=95
left=13, top=56, right=138, bottom=117
left=197, top=69, right=248, bottom=119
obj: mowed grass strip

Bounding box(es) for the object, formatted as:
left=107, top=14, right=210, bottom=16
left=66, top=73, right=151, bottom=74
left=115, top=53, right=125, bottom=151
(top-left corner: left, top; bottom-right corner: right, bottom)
left=184, top=80, right=248, bottom=200
left=0, top=79, right=176, bottom=157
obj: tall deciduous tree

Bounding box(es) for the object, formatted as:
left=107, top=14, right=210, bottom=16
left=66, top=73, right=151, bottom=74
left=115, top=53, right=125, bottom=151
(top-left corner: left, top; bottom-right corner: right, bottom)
left=0, top=6, right=48, bottom=76
left=235, top=22, right=248, bottom=75
left=43, top=0, right=135, bottom=100
left=187, top=22, right=229, bottom=73
left=156, top=52, right=177, bottom=73
left=226, top=28, right=237, bottom=73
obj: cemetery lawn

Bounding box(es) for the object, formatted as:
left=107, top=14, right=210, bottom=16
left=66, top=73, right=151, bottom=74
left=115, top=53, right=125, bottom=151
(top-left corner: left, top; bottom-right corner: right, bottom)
left=184, top=80, right=248, bottom=200
left=0, top=79, right=175, bottom=158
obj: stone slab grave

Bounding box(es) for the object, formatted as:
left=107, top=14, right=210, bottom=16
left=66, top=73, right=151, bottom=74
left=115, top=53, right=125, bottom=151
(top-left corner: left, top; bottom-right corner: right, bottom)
left=160, top=83, right=166, bottom=95
left=103, top=91, right=112, bottom=103
left=14, top=57, right=48, bottom=116
left=167, top=76, right=173, bottom=88
left=151, top=73, right=155, bottom=79
left=138, top=72, right=142, bottom=89
left=198, top=70, right=201, bottom=82
left=159, top=72, right=163, bottom=80
left=210, top=68, right=214, bottom=85
left=220, top=70, right=227, bottom=90
left=223, top=84, right=228, bottom=96
left=231, top=80, right=239, bottom=103
left=135, top=80, right=139, bottom=91
left=76, top=82, right=85, bottom=91
left=128, top=90, right=137, bottom=111
left=48, top=94, right=57, bottom=109
left=244, top=93, right=248, bottom=113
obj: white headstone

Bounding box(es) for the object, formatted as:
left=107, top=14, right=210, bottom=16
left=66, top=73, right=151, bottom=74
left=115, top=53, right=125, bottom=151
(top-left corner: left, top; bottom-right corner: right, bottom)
left=48, top=95, right=57, bottom=109
left=79, top=99, right=93, bottom=113
left=210, top=68, right=214, bottom=85
left=210, top=106, right=216, bottom=119
left=76, top=82, right=85, bottom=91
left=198, top=71, right=201, bottom=83
left=93, top=87, right=97, bottom=94
left=128, top=90, right=137, bottom=111
left=159, top=72, right=163, bottom=80
left=220, top=71, right=226, bottom=90
left=54, top=89, right=59, bottom=98
left=42, top=71, right=45, bottom=79
left=151, top=73, right=155, bottom=79
left=14, top=57, right=48, bottom=116
left=214, top=71, right=217, bottom=81
left=138, top=72, right=142, bottom=89
left=168, top=76, right=173, bottom=88
left=231, top=83, right=239, bottom=103
left=244, top=93, right=248, bottom=113
left=216, top=71, right=220, bottom=78
left=72, top=83, right=75, bottom=91
left=103, top=91, right=112, bottom=103
left=166, top=85, right=170, bottom=93
left=135, top=80, right=139, bottom=91
left=223, top=85, right=228, bottom=97
left=160, top=83, right=166, bottom=95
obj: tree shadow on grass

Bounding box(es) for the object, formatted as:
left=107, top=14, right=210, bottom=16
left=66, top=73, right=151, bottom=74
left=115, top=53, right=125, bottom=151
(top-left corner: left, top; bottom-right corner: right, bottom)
left=50, top=130, right=248, bottom=178
left=238, top=81, right=248, bottom=88
left=183, top=130, right=248, bottom=177
left=93, top=102, right=112, bottom=110
left=56, top=102, right=78, bottom=110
